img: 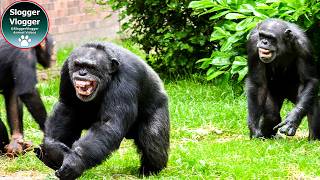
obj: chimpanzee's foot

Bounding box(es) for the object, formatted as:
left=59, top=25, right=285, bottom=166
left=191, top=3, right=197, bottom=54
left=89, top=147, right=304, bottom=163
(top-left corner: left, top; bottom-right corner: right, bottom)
left=5, top=134, right=33, bottom=157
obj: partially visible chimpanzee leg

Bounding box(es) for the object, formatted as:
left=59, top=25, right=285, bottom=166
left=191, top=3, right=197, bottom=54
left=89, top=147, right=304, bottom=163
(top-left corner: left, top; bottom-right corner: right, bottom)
left=0, top=119, right=9, bottom=153
left=260, top=94, right=283, bottom=138
left=20, top=88, right=47, bottom=131
left=3, top=88, right=29, bottom=155
left=246, top=79, right=267, bottom=138
left=4, top=89, right=22, bottom=135
left=135, top=103, right=170, bottom=176
left=307, top=101, right=320, bottom=140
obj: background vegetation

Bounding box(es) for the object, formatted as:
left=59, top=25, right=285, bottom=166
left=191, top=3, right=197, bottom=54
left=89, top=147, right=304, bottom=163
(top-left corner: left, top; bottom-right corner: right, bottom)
left=98, top=0, right=215, bottom=76
left=1, top=43, right=320, bottom=179
left=102, top=0, right=320, bottom=81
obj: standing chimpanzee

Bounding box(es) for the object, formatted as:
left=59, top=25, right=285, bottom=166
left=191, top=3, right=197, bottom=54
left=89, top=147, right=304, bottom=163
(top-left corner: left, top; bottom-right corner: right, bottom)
left=35, top=42, right=170, bottom=179
left=0, top=35, right=54, bottom=155
left=246, top=18, right=320, bottom=139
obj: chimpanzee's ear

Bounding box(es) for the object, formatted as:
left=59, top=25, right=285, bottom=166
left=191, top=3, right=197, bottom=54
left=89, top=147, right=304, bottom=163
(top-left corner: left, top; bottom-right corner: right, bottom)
left=285, top=29, right=294, bottom=40
left=110, top=58, right=120, bottom=73
left=39, top=39, right=47, bottom=51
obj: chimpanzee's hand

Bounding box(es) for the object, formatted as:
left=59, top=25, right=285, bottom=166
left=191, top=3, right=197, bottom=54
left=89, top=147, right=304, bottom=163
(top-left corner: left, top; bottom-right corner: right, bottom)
left=274, top=111, right=299, bottom=136
left=279, top=122, right=297, bottom=136
left=55, top=151, right=85, bottom=180
left=34, top=138, right=71, bottom=170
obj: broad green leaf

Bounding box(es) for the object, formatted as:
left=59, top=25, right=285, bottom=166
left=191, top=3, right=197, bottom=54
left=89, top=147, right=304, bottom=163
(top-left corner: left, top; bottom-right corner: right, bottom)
left=245, top=18, right=261, bottom=31
left=210, top=27, right=229, bottom=41
left=279, top=10, right=295, bottom=18
left=207, top=70, right=226, bottom=80
left=209, top=11, right=230, bottom=20
left=211, top=32, right=226, bottom=41
left=237, top=66, right=248, bottom=81
left=236, top=17, right=254, bottom=31
left=234, top=56, right=247, bottom=63
left=216, top=0, right=228, bottom=6
left=221, top=35, right=240, bottom=51
left=238, top=4, right=255, bottom=13
left=231, top=56, right=247, bottom=74
left=292, top=9, right=305, bottom=20
left=223, top=21, right=237, bottom=31
left=206, top=67, right=216, bottom=76
left=198, top=6, right=227, bottom=16
left=188, top=0, right=215, bottom=9
left=255, top=3, right=272, bottom=10
left=210, top=50, right=236, bottom=59
left=196, top=58, right=211, bottom=63
left=225, top=13, right=247, bottom=19
left=252, top=10, right=269, bottom=18
left=199, top=59, right=212, bottom=69
left=211, top=56, right=231, bottom=66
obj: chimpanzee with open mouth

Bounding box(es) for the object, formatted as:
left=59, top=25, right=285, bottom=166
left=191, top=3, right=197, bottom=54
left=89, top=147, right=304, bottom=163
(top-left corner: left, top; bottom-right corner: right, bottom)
left=35, top=42, right=170, bottom=179
left=246, top=19, right=320, bottom=139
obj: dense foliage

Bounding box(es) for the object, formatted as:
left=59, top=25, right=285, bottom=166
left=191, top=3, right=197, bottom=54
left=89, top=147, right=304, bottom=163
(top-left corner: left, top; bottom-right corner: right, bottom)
left=100, top=0, right=320, bottom=80
left=99, top=0, right=215, bottom=75
left=189, top=0, right=320, bottom=81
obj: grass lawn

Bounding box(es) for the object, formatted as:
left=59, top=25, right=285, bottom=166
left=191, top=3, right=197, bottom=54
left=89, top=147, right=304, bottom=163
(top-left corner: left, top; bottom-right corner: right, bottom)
left=0, top=41, right=320, bottom=179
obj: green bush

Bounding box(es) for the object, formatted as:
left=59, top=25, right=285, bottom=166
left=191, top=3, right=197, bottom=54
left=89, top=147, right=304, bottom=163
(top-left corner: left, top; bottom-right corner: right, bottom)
left=100, top=0, right=216, bottom=75
left=189, top=0, right=320, bottom=81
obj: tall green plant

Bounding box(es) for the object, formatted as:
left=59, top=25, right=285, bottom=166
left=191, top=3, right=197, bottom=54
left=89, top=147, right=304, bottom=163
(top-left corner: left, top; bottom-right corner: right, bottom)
left=189, top=0, right=320, bottom=81
left=100, top=0, right=215, bottom=76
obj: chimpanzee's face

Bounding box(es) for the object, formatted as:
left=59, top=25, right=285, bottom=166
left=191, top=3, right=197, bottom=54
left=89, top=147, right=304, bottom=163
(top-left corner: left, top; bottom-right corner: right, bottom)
left=257, top=31, right=277, bottom=63
left=68, top=47, right=119, bottom=102
left=256, top=21, right=289, bottom=63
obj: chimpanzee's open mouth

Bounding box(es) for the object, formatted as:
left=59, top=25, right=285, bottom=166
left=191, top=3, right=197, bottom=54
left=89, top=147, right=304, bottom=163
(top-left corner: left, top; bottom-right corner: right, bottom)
left=74, top=79, right=97, bottom=97
left=258, top=48, right=273, bottom=58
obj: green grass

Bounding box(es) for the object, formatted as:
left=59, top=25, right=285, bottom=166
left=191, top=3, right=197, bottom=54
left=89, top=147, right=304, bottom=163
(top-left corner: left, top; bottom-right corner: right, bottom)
left=0, top=42, right=319, bottom=179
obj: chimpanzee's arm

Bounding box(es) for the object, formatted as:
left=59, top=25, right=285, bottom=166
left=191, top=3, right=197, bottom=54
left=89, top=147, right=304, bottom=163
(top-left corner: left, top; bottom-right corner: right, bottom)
left=276, top=57, right=319, bottom=135
left=45, top=102, right=82, bottom=147
left=35, top=101, right=82, bottom=170
left=295, top=58, right=319, bottom=114
left=246, top=59, right=268, bottom=138
left=56, top=88, right=138, bottom=180
left=247, top=79, right=268, bottom=137
left=20, top=89, right=46, bottom=131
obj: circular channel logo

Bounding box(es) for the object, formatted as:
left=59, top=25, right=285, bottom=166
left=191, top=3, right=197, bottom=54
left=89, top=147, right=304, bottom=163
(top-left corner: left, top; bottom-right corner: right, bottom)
left=1, top=1, right=49, bottom=48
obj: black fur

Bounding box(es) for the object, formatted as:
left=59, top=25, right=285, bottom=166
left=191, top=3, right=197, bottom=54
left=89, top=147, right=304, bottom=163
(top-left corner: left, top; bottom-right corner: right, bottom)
left=35, top=42, right=170, bottom=179
left=246, top=19, right=320, bottom=139
left=0, top=35, right=54, bottom=151
left=0, top=120, right=9, bottom=153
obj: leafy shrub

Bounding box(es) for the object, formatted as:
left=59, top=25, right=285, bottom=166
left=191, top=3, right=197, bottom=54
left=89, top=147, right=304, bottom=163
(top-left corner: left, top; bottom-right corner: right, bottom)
left=189, top=0, right=320, bottom=81
left=99, top=0, right=216, bottom=75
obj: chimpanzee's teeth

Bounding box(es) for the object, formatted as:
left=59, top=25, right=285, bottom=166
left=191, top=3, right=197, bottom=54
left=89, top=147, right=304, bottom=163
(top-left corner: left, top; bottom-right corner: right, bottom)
left=75, top=80, right=91, bottom=87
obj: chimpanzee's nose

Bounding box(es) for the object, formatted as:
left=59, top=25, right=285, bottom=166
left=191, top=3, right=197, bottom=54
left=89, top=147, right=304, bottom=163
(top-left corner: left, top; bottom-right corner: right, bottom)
left=79, top=69, right=87, bottom=76
left=262, top=39, right=268, bottom=45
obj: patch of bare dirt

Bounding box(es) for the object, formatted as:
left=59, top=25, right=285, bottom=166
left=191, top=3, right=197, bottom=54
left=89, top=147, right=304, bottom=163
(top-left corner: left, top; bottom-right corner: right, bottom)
left=0, top=171, right=48, bottom=180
